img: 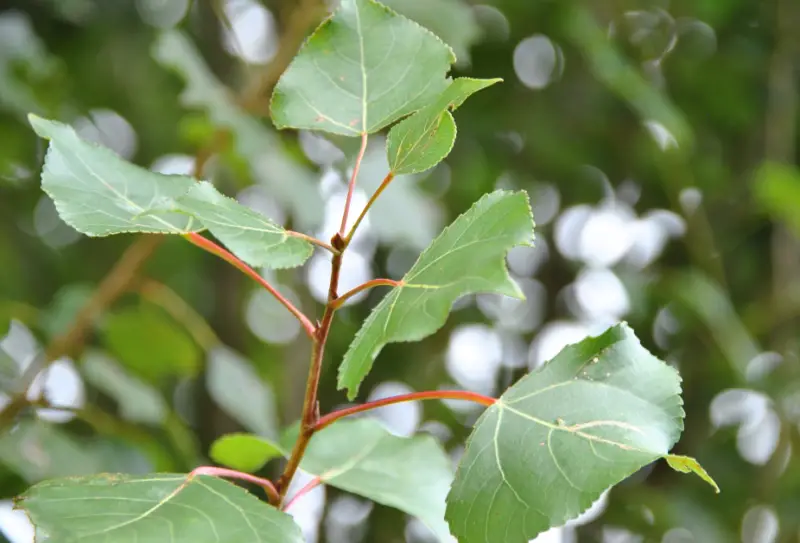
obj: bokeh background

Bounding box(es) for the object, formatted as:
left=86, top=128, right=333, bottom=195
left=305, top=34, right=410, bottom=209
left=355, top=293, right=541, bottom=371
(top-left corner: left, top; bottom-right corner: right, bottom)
left=0, top=0, right=798, bottom=541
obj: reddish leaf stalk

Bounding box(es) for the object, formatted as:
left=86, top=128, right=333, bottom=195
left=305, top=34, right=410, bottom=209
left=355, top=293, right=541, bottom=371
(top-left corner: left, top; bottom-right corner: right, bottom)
left=288, top=231, right=339, bottom=254
left=281, top=476, right=323, bottom=512
left=189, top=466, right=280, bottom=505
left=345, top=172, right=394, bottom=245
left=276, top=250, right=343, bottom=500
left=183, top=233, right=316, bottom=338
left=313, top=390, right=496, bottom=432
left=329, top=278, right=403, bottom=309
left=339, top=132, right=369, bottom=236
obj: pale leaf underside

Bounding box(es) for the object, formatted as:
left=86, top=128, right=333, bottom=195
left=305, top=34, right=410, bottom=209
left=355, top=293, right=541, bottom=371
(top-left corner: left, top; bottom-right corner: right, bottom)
left=296, top=419, right=454, bottom=541
left=18, top=474, right=304, bottom=543
left=29, top=116, right=312, bottom=270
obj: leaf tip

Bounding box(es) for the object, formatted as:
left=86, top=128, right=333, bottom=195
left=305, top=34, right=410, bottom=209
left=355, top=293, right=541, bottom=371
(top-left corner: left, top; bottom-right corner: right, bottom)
left=665, top=454, right=719, bottom=493
left=27, top=113, right=50, bottom=138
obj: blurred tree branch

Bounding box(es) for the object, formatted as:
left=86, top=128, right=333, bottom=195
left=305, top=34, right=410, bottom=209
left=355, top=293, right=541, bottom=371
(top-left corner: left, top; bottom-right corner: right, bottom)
left=0, top=0, right=330, bottom=431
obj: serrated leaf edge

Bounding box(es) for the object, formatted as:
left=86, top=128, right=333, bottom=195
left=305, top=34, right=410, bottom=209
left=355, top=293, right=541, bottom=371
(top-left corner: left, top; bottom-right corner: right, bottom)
left=269, top=0, right=457, bottom=135
left=445, top=323, right=687, bottom=542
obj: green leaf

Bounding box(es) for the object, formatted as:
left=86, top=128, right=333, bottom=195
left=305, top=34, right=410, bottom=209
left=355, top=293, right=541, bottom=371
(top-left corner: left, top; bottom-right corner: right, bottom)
left=207, top=347, right=279, bottom=439
left=338, top=190, right=534, bottom=398
left=445, top=323, right=713, bottom=543
left=754, top=161, right=800, bottom=236
left=173, top=181, right=312, bottom=269
left=666, top=454, right=720, bottom=493
left=28, top=115, right=201, bottom=236
left=82, top=350, right=168, bottom=426
left=30, top=114, right=309, bottom=269
left=40, top=283, right=94, bottom=339
left=297, top=419, right=454, bottom=541
left=102, top=305, right=201, bottom=383
left=270, top=0, right=456, bottom=136
left=210, top=433, right=284, bottom=473
left=153, top=31, right=323, bottom=230
left=0, top=420, right=99, bottom=482
left=387, top=77, right=500, bottom=174
left=17, top=473, right=304, bottom=543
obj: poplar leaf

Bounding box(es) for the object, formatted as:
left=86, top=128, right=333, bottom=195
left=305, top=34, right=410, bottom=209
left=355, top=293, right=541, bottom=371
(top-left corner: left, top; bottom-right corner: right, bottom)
left=338, top=190, right=534, bottom=399
left=387, top=77, right=501, bottom=175
left=17, top=474, right=304, bottom=543
left=29, top=115, right=312, bottom=269
left=270, top=0, right=455, bottom=136
left=174, top=182, right=312, bottom=269
left=445, top=323, right=715, bottom=543
left=294, top=419, right=454, bottom=541
left=29, top=115, right=200, bottom=236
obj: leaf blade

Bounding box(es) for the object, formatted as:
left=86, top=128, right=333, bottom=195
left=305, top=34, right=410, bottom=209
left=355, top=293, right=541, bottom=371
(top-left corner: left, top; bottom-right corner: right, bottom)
left=296, top=419, right=454, bottom=541
left=445, top=323, right=696, bottom=543
left=210, top=433, right=285, bottom=473
left=338, top=190, right=534, bottom=399
left=29, top=115, right=201, bottom=236
left=270, top=0, right=456, bottom=136
left=387, top=77, right=500, bottom=174
left=17, top=473, right=304, bottom=543
left=666, top=454, right=720, bottom=493
left=174, top=181, right=312, bottom=269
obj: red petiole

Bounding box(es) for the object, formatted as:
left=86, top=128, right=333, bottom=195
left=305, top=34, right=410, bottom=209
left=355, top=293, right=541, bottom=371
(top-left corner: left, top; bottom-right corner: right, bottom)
left=183, top=233, right=316, bottom=338
left=313, top=390, right=496, bottom=432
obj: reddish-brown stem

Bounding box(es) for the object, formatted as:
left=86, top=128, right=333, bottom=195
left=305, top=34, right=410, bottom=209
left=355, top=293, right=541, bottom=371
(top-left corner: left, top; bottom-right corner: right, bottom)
left=339, top=132, right=369, bottom=236
left=183, top=233, right=316, bottom=338
left=288, top=231, right=339, bottom=254
left=313, top=390, right=496, bottom=432
left=189, top=466, right=280, bottom=505
left=330, top=278, right=403, bottom=309
left=344, top=172, right=394, bottom=245
left=281, top=476, right=322, bottom=512
left=276, top=251, right=343, bottom=500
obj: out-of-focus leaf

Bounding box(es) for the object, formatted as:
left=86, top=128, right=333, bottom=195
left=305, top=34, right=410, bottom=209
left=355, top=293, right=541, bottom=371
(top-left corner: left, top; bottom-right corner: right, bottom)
left=0, top=420, right=98, bottom=482
left=29, top=115, right=201, bottom=236
left=17, top=474, right=304, bottom=543
left=39, top=283, right=93, bottom=339
left=270, top=0, right=455, bottom=136
left=174, top=181, right=312, bottom=269
left=338, top=190, right=534, bottom=398
left=565, top=7, right=692, bottom=150
left=153, top=31, right=323, bottom=230
left=209, top=433, right=284, bottom=473
left=0, top=346, right=18, bottom=390
left=446, top=324, right=711, bottom=543
left=381, top=0, right=481, bottom=65
left=102, top=305, right=201, bottom=383
left=670, top=271, right=760, bottom=378
left=206, top=346, right=279, bottom=438
left=387, top=78, right=500, bottom=175
left=294, top=419, right=453, bottom=541
left=82, top=351, right=168, bottom=425
left=0, top=11, right=62, bottom=117
left=754, top=161, right=800, bottom=236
